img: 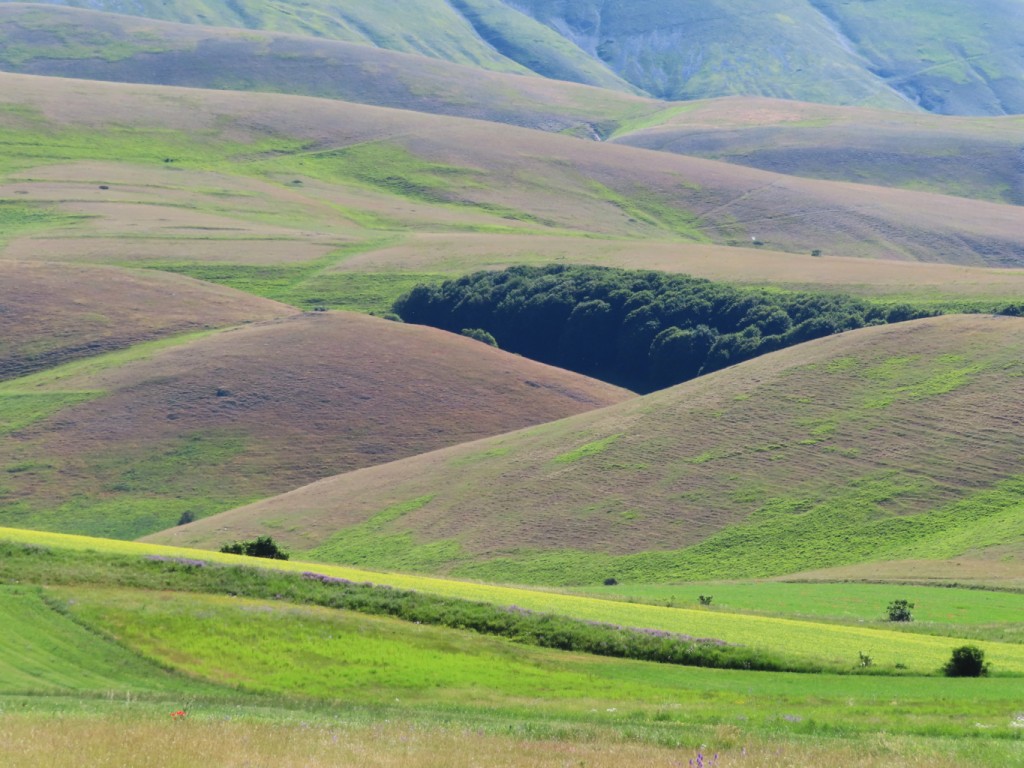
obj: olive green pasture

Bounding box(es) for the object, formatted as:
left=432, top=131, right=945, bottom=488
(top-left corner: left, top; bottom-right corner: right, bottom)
left=571, top=582, right=1024, bottom=644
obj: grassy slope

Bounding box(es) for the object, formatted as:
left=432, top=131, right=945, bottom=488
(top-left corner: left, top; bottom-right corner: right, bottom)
left=0, top=0, right=529, bottom=73
left=2, top=73, right=1024, bottom=271
left=4, top=1, right=1022, bottom=115
left=498, top=0, right=909, bottom=107
left=0, top=311, right=630, bottom=539
left=0, top=4, right=653, bottom=135
left=571, top=582, right=1024, bottom=644
left=149, top=316, right=1024, bottom=585
left=0, top=585, right=216, bottom=695
left=504, top=0, right=1024, bottom=114
left=811, top=0, right=1024, bottom=115
left=3, top=8, right=1021, bottom=209
left=612, top=97, right=1024, bottom=205
left=0, top=0, right=637, bottom=92
left=0, top=260, right=294, bottom=380
left=8, top=528, right=1024, bottom=676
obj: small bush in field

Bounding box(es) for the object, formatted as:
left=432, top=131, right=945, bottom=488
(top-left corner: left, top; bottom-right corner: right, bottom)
left=943, top=645, right=989, bottom=677
left=219, top=536, right=289, bottom=561
left=886, top=599, right=914, bottom=622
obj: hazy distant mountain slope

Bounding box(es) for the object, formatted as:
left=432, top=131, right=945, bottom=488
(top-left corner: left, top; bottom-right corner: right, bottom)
left=0, top=5, right=651, bottom=134
left=503, top=0, right=1024, bottom=114
left=7, top=1, right=1023, bottom=113
left=809, top=0, right=1024, bottom=115
left=0, top=0, right=526, bottom=71
left=1, top=0, right=634, bottom=91
left=499, top=0, right=913, bottom=109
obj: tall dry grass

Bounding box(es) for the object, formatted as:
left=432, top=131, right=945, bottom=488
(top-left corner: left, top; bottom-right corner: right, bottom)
left=0, top=716, right=999, bottom=768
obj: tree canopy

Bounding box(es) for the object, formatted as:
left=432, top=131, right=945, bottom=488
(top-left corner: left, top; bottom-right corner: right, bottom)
left=394, top=265, right=931, bottom=392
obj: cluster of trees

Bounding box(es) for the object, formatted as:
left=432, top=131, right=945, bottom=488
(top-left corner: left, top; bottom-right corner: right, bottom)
left=394, top=265, right=931, bottom=392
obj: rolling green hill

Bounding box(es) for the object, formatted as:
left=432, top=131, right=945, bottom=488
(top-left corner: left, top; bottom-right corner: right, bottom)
left=150, top=315, right=1024, bottom=586
left=4, top=8, right=1021, bottom=207
left=0, top=312, right=630, bottom=539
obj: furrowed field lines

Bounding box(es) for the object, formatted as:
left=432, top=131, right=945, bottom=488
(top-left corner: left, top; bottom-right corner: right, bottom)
left=0, top=587, right=205, bottom=695
left=4, top=529, right=1023, bottom=675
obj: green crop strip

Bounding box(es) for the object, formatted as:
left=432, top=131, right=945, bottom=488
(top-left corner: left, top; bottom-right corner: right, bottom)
left=138, top=257, right=444, bottom=314
left=569, top=581, right=1024, bottom=644
left=0, top=542, right=816, bottom=674
left=5, top=527, right=1024, bottom=676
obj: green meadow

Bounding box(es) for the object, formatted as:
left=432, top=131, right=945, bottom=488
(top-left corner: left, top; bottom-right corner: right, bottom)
left=573, top=581, right=1024, bottom=644
left=1, top=529, right=1024, bottom=767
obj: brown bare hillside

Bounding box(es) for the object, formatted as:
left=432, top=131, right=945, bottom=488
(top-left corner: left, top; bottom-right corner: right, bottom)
left=0, top=260, right=293, bottom=379
left=0, top=311, right=631, bottom=539
left=149, top=316, right=1024, bottom=583
left=2, top=73, right=1023, bottom=266
left=613, top=97, right=1024, bottom=205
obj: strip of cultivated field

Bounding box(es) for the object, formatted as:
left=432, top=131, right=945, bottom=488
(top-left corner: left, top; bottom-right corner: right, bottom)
left=4, top=528, right=1023, bottom=675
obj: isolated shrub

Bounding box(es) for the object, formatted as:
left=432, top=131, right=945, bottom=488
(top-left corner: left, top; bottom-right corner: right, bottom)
left=603, top=577, right=618, bottom=586
left=461, top=328, right=498, bottom=347
left=698, top=595, right=713, bottom=606
left=886, top=599, right=914, bottom=622
left=219, top=536, right=289, bottom=561
left=177, top=511, right=195, bottom=526
left=943, top=645, right=989, bottom=677
left=858, top=651, right=873, bottom=668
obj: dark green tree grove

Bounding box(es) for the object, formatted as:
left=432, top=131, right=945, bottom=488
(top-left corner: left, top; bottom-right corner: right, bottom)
left=393, top=265, right=933, bottom=393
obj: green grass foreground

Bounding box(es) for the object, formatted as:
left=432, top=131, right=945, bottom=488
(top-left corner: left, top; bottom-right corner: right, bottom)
left=2, top=528, right=1024, bottom=766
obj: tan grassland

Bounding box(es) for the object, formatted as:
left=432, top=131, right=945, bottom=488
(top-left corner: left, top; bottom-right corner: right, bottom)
left=786, top=557, right=1024, bottom=590
left=612, top=98, right=1024, bottom=203
left=0, top=715, right=971, bottom=768
left=2, top=73, right=1023, bottom=266
left=2, top=311, right=630, bottom=528
left=153, top=315, right=1024, bottom=571
left=336, top=232, right=1024, bottom=304
left=0, top=260, right=294, bottom=379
